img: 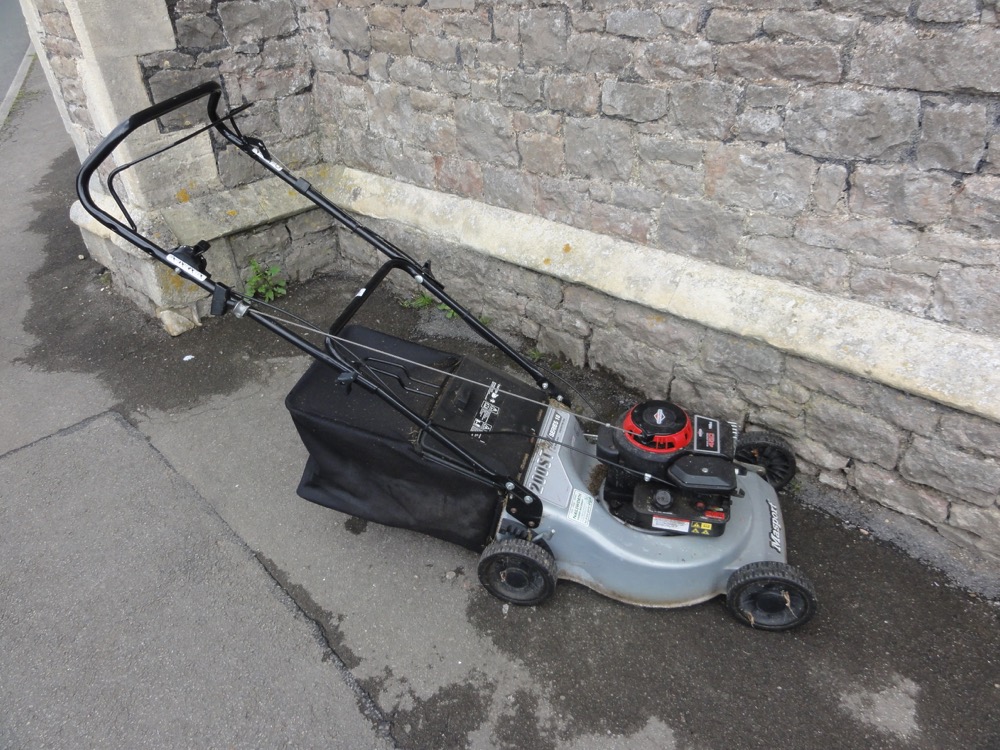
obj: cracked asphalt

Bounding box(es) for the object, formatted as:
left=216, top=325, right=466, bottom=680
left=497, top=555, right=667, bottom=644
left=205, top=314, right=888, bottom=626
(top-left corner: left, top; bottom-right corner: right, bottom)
left=2, top=62, right=999, bottom=750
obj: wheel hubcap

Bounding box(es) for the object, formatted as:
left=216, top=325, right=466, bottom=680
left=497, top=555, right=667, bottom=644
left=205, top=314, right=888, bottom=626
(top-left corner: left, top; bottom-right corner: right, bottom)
left=755, top=588, right=790, bottom=614
left=739, top=582, right=807, bottom=627
left=501, top=565, right=531, bottom=590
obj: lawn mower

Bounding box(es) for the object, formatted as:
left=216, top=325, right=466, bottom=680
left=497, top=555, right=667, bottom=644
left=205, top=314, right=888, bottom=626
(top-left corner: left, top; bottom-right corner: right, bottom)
left=76, top=81, right=817, bottom=631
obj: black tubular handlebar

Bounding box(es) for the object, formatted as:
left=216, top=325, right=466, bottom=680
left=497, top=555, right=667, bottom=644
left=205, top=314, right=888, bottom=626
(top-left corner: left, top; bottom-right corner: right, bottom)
left=72, top=79, right=552, bottom=524
left=74, top=80, right=567, bottom=402
left=75, top=80, right=223, bottom=267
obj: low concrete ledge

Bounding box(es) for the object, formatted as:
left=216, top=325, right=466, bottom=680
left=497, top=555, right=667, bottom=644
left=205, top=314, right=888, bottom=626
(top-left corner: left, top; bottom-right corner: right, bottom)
left=326, top=168, right=1000, bottom=425
left=112, top=165, right=1000, bottom=423
left=158, top=164, right=341, bottom=239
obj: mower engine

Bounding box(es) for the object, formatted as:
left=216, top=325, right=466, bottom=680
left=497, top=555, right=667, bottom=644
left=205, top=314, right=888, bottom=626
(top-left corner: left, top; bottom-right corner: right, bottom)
left=597, top=401, right=741, bottom=537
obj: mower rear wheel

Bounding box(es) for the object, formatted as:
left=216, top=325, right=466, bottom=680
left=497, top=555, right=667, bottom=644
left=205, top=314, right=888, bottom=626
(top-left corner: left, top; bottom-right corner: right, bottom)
left=726, top=561, right=817, bottom=631
left=478, top=538, right=557, bottom=606
left=735, top=431, right=797, bottom=491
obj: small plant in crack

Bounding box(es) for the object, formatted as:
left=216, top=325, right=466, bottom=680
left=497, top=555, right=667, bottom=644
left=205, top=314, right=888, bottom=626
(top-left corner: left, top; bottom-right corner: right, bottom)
left=400, top=292, right=459, bottom=320
left=245, top=258, right=287, bottom=302
left=400, top=291, right=436, bottom=310
left=437, top=303, right=458, bottom=319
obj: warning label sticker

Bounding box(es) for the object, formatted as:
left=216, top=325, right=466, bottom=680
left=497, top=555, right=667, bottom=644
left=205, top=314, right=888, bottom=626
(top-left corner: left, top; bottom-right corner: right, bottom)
left=567, top=490, right=594, bottom=526
left=652, top=515, right=691, bottom=533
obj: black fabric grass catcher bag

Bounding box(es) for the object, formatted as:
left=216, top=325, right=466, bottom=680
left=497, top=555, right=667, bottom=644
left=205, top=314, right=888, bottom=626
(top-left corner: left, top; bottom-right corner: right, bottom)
left=285, top=326, right=527, bottom=552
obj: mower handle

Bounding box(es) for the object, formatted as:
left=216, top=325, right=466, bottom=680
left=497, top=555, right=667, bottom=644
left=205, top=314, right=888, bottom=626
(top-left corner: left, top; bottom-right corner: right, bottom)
left=73, top=81, right=553, bottom=522
left=76, top=81, right=569, bottom=405
left=75, top=80, right=224, bottom=264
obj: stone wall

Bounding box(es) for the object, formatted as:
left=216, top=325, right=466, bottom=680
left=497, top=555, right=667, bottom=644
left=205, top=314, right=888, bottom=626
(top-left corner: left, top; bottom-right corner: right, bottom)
left=114, top=0, right=1000, bottom=338
left=316, top=0, right=1000, bottom=338
left=20, top=0, right=1000, bottom=559
left=20, top=0, right=89, bottom=144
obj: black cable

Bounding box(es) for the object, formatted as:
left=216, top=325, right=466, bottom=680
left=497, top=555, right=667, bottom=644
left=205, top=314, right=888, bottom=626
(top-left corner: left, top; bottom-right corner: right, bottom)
left=237, top=295, right=675, bottom=489
left=229, top=289, right=318, bottom=333
left=428, top=421, right=675, bottom=489
left=532, top=357, right=601, bottom=420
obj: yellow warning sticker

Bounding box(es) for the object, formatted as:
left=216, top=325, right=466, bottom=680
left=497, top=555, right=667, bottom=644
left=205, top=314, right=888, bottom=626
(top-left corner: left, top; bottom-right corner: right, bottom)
left=652, top=515, right=690, bottom=533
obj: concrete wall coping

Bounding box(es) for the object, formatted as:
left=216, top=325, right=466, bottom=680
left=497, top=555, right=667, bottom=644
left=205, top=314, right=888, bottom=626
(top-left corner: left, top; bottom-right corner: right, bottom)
left=139, top=164, right=1000, bottom=423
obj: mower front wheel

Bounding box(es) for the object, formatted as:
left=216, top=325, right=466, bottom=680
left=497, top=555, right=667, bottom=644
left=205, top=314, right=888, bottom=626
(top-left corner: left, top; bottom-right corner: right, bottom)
left=478, top=538, right=557, bottom=606
left=735, top=431, right=797, bottom=491
left=726, top=561, right=817, bottom=631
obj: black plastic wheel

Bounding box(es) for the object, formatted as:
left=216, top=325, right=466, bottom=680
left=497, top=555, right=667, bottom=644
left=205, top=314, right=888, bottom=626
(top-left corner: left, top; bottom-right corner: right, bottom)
left=735, top=431, right=797, bottom=491
left=726, top=561, right=817, bottom=631
left=478, top=538, right=557, bottom=606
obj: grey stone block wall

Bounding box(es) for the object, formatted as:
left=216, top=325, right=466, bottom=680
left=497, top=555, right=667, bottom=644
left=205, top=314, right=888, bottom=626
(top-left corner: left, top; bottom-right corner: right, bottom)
left=81, top=0, right=999, bottom=340
left=32, top=0, right=91, bottom=135
left=299, top=1, right=1000, bottom=338
left=22, top=0, right=1000, bottom=559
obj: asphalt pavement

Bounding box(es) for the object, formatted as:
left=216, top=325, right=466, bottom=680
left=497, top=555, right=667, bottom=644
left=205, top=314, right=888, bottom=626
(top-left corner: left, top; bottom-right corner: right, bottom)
left=0, top=0, right=30, bottom=128
left=1, top=0, right=29, bottom=85
left=2, top=58, right=999, bottom=750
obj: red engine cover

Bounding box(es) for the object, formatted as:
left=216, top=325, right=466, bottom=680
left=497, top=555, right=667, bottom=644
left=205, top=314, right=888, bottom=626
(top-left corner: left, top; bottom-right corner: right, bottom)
left=621, top=401, right=693, bottom=454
